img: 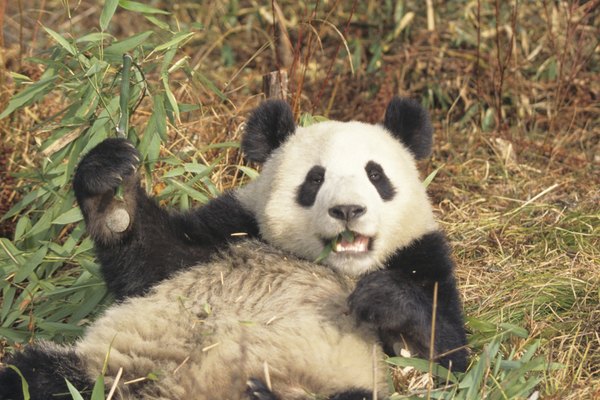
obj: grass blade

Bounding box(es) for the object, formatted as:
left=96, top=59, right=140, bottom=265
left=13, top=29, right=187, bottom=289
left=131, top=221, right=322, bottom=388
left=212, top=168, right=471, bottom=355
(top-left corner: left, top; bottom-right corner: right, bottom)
left=65, top=379, right=85, bottom=400
left=7, top=366, right=30, bottom=400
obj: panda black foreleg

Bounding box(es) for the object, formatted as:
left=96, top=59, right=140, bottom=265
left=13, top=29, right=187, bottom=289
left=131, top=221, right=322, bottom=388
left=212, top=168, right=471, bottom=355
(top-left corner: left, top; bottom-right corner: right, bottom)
left=329, top=389, right=373, bottom=399
left=74, top=138, right=190, bottom=298
left=91, top=189, right=259, bottom=299
left=349, top=271, right=467, bottom=372
left=0, top=344, right=92, bottom=400
left=74, top=138, right=259, bottom=299
left=348, top=231, right=468, bottom=372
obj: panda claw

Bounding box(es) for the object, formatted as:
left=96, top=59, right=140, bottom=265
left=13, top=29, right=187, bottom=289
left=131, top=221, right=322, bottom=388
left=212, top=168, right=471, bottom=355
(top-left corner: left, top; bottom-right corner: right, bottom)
left=245, top=378, right=278, bottom=400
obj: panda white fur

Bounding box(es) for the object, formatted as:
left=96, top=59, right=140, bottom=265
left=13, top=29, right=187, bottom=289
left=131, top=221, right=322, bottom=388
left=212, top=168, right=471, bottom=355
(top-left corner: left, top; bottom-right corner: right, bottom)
left=0, top=98, right=467, bottom=400
left=237, top=119, right=437, bottom=277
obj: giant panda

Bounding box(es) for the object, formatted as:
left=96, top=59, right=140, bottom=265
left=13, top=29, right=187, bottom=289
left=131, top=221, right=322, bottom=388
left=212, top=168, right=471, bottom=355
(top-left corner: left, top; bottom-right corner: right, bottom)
left=0, top=97, right=467, bottom=400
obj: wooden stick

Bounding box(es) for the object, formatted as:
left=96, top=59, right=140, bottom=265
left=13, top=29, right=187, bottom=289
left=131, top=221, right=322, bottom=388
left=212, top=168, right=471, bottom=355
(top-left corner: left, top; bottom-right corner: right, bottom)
left=262, top=70, right=289, bottom=100
left=426, top=0, right=435, bottom=31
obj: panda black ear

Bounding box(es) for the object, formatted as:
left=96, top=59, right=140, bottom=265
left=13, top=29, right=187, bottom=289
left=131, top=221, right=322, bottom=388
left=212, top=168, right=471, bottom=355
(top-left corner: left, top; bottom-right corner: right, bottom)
left=383, top=97, right=433, bottom=160
left=242, top=100, right=296, bottom=163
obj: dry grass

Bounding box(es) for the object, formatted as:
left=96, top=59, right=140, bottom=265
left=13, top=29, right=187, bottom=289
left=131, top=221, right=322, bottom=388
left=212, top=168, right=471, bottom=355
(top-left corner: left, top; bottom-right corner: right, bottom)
left=0, top=0, right=598, bottom=398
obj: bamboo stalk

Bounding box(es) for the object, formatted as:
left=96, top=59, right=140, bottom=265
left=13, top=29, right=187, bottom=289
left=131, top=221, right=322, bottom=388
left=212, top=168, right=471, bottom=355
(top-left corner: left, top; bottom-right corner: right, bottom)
left=117, top=54, right=133, bottom=138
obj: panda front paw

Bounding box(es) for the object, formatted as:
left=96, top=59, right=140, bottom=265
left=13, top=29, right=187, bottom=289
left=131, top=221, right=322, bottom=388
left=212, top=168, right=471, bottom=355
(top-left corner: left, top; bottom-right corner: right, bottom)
left=348, top=270, right=419, bottom=331
left=73, top=138, right=140, bottom=198
left=245, top=378, right=279, bottom=400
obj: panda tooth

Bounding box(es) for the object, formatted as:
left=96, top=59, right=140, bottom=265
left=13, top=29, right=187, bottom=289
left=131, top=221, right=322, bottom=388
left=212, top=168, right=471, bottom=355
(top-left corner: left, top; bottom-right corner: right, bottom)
left=332, top=234, right=371, bottom=253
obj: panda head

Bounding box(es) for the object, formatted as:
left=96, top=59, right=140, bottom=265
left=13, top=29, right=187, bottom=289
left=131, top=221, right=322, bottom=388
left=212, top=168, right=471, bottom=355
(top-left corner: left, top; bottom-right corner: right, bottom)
left=237, top=98, right=438, bottom=276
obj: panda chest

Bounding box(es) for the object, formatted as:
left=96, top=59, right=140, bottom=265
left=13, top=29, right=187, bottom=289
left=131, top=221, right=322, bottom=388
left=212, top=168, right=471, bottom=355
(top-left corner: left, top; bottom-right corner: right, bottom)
left=173, top=260, right=358, bottom=333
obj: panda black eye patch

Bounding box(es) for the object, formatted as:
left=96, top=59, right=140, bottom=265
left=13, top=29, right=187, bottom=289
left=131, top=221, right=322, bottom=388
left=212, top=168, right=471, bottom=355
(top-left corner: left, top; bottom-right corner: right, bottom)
left=365, top=161, right=396, bottom=201
left=296, top=165, right=326, bottom=207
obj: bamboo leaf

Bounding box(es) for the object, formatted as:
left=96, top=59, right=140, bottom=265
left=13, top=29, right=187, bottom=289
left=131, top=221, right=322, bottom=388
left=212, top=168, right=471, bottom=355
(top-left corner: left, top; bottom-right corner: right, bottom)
left=14, top=246, right=48, bottom=283
left=238, top=166, right=259, bottom=180
left=117, top=54, right=133, bottom=137
left=499, top=322, right=529, bottom=338
left=90, top=375, right=105, bottom=400
left=37, top=321, right=84, bottom=335
left=183, top=163, right=209, bottom=175
left=0, top=328, right=29, bottom=342
left=162, top=166, right=185, bottom=178
left=201, top=142, right=240, bottom=150
left=162, top=77, right=180, bottom=123
left=69, top=286, right=107, bottom=321
left=145, top=15, right=170, bottom=31
left=52, top=207, right=83, bottom=225
left=298, top=113, right=328, bottom=127
left=0, top=76, right=57, bottom=119
left=192, top=69, right=227, bottom=101
left=65, top=379, right=85, bottom=400
left=84, top=60, right=109, bottom=77
left=25, top=208, right=55, bottom=239
left=100, top=0, right=119, bottom=31
left=1, top=286, right=17, bottom=321
left=43, top=27, right=77, bottom=56
left=9, top=72, right=32, bottom=82
left=153, top=31, right=194, bottom=53
left=152, top=93, right=167, bottom=140
left=482, top=108, right=495, bottom=132
left=14, top=216, right=31, bottom=242
left=0, top=238, right=26, bottom=266
left=7, top=366, right=30, bottom=400
left=83, top=96, right=120, bottom=153
left=160, top=46, right=178, bottom=75
left=178, top=103, right=200, bottom=113
left=386, top=356, right=458, bottom=384
left=340, top=230, right=354, bottom=242
left=423, top=164, right=444, bottom=188
left=167, top=179, right=208, bottom=203
left=119, top=0, right=170, bottom=15
left=315, top=242, right=333, bottom=263
left=76, top=32, right=112, bottom=44
left=104, top=31, right=153, bottom=56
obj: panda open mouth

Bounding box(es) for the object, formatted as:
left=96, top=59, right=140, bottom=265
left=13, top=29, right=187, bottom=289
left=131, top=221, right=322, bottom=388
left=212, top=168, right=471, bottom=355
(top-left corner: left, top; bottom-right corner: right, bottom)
left=318, top=230, right=373, bottom=258
left=333, top=231, right=372, bottom=253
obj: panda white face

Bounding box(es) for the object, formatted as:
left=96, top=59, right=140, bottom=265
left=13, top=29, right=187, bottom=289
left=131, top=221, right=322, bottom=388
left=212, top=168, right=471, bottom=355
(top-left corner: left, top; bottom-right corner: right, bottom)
left=238, top=120, right=438, bottom=276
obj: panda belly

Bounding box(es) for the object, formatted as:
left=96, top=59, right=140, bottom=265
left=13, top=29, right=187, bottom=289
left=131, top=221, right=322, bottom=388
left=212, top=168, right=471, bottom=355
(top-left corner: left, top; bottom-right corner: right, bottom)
left=76, top=240, right=386, bottom=399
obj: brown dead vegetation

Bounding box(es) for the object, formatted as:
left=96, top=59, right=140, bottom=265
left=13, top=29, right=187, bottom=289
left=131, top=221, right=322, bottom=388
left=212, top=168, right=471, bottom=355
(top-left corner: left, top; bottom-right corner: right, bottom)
left=0, top=1, right=598, bottom=398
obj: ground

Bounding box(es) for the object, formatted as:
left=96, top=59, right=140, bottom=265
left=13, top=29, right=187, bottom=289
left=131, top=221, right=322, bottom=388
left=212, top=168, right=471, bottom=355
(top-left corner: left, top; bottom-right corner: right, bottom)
left=0, top=1, right=598, bottom=399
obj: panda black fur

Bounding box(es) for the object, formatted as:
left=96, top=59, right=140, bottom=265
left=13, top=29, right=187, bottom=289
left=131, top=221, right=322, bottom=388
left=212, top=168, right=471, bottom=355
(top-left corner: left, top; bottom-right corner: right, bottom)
left=0, top=97, right=467, bottom=400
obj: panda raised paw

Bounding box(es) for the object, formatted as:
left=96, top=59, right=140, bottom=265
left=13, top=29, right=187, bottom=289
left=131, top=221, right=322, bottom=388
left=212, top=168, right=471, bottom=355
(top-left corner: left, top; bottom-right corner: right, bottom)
left=72, top=137, right=144, bottom=245
left=73, top=137, right=140, bottom=198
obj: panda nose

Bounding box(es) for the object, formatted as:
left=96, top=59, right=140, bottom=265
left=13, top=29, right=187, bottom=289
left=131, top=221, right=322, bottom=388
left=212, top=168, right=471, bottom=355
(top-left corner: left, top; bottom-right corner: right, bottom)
left=328, top=205, right=367, bottom=222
